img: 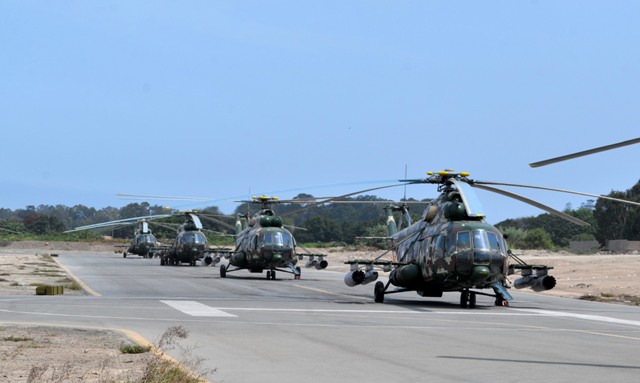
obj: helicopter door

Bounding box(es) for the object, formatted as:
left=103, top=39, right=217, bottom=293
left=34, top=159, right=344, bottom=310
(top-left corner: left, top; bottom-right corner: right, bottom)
left=455, top=231, right=472, bottom=275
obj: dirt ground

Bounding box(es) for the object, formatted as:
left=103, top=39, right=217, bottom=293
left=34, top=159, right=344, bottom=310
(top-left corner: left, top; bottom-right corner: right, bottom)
left=1, top=240, right=640, bottom=382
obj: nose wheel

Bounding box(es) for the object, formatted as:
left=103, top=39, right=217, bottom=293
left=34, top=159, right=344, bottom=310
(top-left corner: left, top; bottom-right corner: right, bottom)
left=460, top=290, right=476, bottom=308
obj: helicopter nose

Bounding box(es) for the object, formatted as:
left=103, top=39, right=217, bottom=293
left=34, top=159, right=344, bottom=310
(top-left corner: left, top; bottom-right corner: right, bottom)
left=470, top=265, right=491, bottom=282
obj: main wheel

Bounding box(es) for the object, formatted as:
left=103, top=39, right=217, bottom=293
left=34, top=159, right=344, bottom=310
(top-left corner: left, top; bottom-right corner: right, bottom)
left=460, top=290, right=469, bottom=308
left=220, top=264, right=227, bottom=278
left=495, top=296, right=509, bottom=306
left=294, top=266, right=301, bottom=280
left=469, top=292, right=477, bottom=309
left=374, top=281, right=385, bottom=303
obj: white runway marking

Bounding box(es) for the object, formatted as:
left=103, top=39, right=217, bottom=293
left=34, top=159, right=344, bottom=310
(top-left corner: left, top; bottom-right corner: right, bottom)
left=516, top=308, right=640, bottom=327
left=161, top=300, right=237, bottom=317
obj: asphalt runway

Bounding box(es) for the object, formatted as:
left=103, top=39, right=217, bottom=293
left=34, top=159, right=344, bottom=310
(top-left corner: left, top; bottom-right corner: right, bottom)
left=2, top=251, right=640, bottom=383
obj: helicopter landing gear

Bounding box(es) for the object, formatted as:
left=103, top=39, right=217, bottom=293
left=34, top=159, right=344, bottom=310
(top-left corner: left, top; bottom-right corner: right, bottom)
left=123, top=252, right=127, bottom=258
left=495, top=296, right=509, bottom=306
left=220, top=264, right=227, bottom=278
left=374, top=281, right=385, bottom=303
left=460, top=289, right=476, bottom=308
left=294, top=266, right=301, bottom=280
left=266, top=270, right=276, bottom=280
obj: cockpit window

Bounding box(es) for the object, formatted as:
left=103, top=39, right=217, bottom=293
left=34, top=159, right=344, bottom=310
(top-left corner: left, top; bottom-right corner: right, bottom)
left=456, top=231, right=471, bottom=251
left=262, top=231, right=293, bottom=247
left=136, top=234, right=154, bottom=244
left=473, top=230, right=488, bottom=250
left=456, top=230, right=504, bottom=254
left=486, top=232, right=502, bottom=252
left=181, top=232, right=206, bottom=245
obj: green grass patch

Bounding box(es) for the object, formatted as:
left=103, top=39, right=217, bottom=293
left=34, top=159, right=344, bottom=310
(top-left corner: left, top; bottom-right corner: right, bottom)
left=119, top=343, right=151, bottom=354
left=3, top=336, right=33, bottom=342
left=39, top=254, right=56, bottom=263
left=31, top=272, right=65, bottom=277
left=66, top=281, right=82, bottom=291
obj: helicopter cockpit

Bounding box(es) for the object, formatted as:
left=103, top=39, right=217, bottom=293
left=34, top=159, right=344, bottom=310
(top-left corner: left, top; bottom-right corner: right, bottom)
left=259, top=231, right=293, bottom=248
left=177, top=231, right=207, bottom=246
left=135, top=234, right=156, bottom=245
left=452, top=228, right=508, bottom=285
left=455, top=230, right=506, bottom=254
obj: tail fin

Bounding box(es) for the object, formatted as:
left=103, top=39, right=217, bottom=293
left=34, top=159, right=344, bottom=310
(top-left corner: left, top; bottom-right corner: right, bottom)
left=384, top=206, right=398, bottom=236
left=235, top=214, right=243, bottom=235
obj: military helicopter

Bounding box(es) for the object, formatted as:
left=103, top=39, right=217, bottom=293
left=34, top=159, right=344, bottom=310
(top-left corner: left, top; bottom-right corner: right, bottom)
left=66, top=211, right=219, bottom=266
left=218, top=195, right=328, bottom=280
left=157, top=211, right=213, bottom=266
left=530, top=137, right=640, bottom=167
left=65, top=215, right=170, bottom=258
left=121, top=220, right=158, bottom=258
left=342, top=170, right=640, bottom=308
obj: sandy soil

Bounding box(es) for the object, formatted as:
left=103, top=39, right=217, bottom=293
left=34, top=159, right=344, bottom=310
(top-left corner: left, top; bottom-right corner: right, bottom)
left=1, top=241, right=640, bottom=382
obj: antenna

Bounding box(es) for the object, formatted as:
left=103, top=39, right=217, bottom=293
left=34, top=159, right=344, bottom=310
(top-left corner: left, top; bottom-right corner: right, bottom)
left=403, top=164, right=407, bottom=201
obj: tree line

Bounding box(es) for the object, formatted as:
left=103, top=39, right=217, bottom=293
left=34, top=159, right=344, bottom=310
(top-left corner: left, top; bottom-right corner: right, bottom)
left=2, top=178, right=639, bottom=250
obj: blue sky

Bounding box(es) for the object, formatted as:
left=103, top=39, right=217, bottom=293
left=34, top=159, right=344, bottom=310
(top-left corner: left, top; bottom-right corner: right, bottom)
left=1, top=1, right=639, bottom=224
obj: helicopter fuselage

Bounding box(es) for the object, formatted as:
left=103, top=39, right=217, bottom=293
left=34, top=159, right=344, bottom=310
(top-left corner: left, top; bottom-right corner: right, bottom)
left=391, top=219, right=509, bottom=296
left=232, top=226, right=297, bottom=272
left=162, top=230, right=208, bottom=265
left=128, top=233, right=157, bottom=257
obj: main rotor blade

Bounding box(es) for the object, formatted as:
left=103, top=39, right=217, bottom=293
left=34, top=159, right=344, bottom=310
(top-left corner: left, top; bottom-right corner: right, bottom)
left=199, top=215, right=236, bottom=231
left=470, top=184, right=590, bottom=226
left=472, top=180, right=640, bottom=208
left=529, top=137, right=640, bottom=167
left=64, top=214, right=174, bottom=232
left=281, top=183, right=406, bottom=217
left=117, top=193, right=213, bottom=202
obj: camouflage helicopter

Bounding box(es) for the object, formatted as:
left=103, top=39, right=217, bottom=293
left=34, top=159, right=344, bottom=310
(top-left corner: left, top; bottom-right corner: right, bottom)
left=217, top=195, right=328, bottom=280
left=65, top=215, right=169, bottom=258
left=157, top=211, right=213, bottom=266
left=122, top=220, right=157, bottom=258
left=530, top=137, right=640, bottom=167
left=342, top=170, right=640, bottom=308
left=66, top=211, right=218, bottom=266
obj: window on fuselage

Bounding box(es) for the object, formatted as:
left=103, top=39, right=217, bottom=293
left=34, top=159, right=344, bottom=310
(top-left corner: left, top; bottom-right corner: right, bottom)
left=486, top=232, right=502, bottom=253
left=136, top=234, right=154, bottom=245
left=473, top=230, right=488, bottom=250
left=181, top=232, right=206, bottom=245
left=282, top=232, right=292, bottom=247
left=456, top=231, right=471, bottom=251
left=262, top=231, right=292, bottom=247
